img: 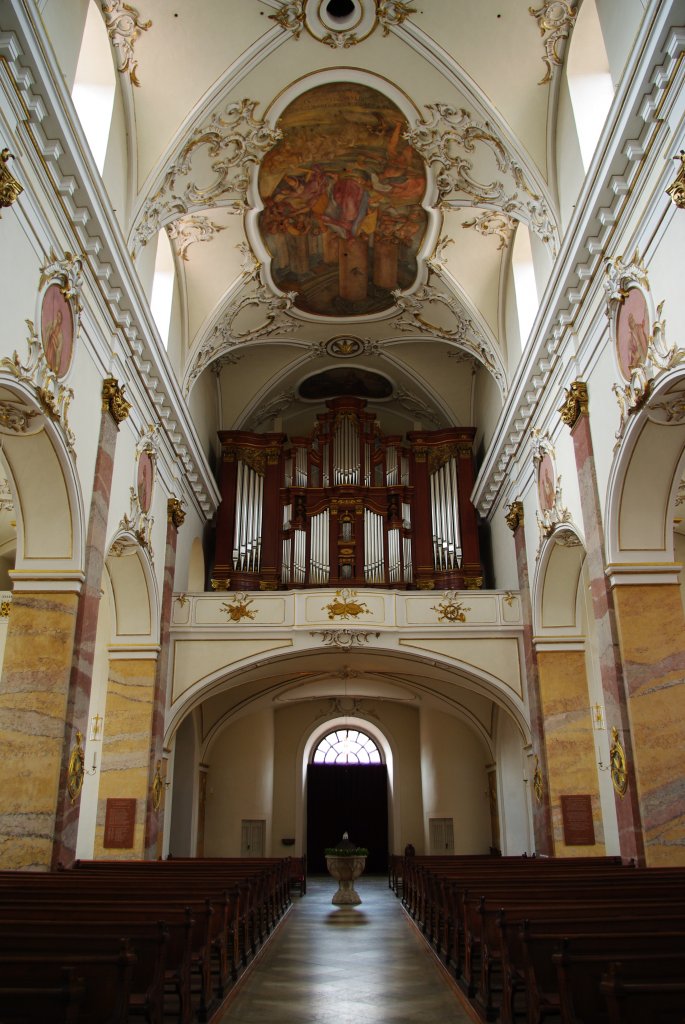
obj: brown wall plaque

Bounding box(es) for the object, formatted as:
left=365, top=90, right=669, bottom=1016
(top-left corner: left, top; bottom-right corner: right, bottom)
left=104, top=797, right=137, bottom=849
left=560, top=794, right=595, bottom=846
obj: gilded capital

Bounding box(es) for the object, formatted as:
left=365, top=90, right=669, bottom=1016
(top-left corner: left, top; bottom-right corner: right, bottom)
left=505, top=500, right=524, bottom=532
left=0, top=148, right=23, bottom=213
left=559, top=380, right=588, bottom=428
left=167, top=497, right=186, bottom=528
left=102, top=377, right=131, bottom=424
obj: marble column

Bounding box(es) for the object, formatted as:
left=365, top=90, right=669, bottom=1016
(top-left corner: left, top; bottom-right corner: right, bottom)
left=144, top=498, right=184, bottom=858
left=560, top=381, right=645, bottom=863
left=612, top=581, right=685, bottom=865
left=95, top=652, right=158, bottom=858
left=537, top=646, right=605, bottom=853
left=51, top=377, right=131, bottom=868
left=0, top=583, right=80, bottom=868
left=505, top=501, right=554, bottom=854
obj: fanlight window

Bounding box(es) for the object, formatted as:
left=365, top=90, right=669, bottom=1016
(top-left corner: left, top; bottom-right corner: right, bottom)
left=313, top=729, right=381, bottom=764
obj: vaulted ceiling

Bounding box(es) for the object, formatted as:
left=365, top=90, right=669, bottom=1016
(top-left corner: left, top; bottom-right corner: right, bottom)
left=114, top=0, right=565, bottom=446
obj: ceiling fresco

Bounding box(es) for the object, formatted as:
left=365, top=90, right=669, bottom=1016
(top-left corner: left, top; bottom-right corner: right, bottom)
left=257, top=81, right=429, bottom=318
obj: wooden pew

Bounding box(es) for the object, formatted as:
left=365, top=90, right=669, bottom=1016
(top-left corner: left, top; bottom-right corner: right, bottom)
left=0, top=941, right=135, bottom=1024
left=600, top=959, right=685, bottom=1024
left=553, top=937, right=685, bottom=1024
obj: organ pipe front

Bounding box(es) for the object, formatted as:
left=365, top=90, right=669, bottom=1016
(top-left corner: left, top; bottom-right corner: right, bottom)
left=213, top=397, right=483, bottom=591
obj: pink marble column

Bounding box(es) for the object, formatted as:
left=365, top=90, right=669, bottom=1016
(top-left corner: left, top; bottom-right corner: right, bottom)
left=51, top=378, right=131, bottom=868
left=505, top=501, right=554, bottom=855
left=560, top=381, right=645, bottom=864
left=144, top=498, right=184, bottom=858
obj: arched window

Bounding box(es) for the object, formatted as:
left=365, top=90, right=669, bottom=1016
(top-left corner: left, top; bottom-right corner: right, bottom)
left=567, top=0, right=614, bottom=170
left=312, top=728, right=382, bottom=764
left=72, top=2, right=116, bottom=173
left=150, top=228, right=176, bottom=348
left=511, top=222, right=538, bottom=348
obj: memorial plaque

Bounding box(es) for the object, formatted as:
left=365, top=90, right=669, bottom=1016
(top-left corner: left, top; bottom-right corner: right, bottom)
left=560, top=794, right=595, bottom=846
left=104, top=797, right=136, bottom=849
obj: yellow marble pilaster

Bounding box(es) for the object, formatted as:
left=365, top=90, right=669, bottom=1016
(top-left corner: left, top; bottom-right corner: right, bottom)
left=613, top=584, right=685, bottom=865
left=94, top=655, right=157, bottom=858
left=0, top=590, right=79, bottom=868
left=537, top=649, right=605, bottom=855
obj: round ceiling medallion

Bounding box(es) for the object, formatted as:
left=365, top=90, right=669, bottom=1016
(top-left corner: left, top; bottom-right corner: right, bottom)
left=305, top=0, right=375, bottom=43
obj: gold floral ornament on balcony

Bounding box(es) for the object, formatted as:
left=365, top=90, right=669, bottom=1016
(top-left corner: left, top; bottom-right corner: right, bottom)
left=221, top=593, right=257, bottom=622
left=431, top=592, right=470, bottom=623
left=324, top=589, right=371, bottom=621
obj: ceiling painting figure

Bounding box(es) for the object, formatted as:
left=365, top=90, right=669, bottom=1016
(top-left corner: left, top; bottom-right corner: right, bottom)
left=258, top=82, right=428, bottom=318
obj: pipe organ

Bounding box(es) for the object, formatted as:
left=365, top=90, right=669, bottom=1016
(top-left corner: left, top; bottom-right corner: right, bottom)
left=213, top=397, right=483, bottom=591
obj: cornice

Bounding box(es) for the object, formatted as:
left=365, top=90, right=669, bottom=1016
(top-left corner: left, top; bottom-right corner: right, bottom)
left=0, top=2, right=220, bottom=520
left=472, top=3, right=685, bottom=519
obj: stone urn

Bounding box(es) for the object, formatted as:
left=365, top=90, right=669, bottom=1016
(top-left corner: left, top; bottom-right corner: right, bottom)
left=325, top=833, right=367, bottom=905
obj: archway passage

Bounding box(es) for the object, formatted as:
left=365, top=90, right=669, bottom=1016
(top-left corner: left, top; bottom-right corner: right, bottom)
left=307, top=763, right=388, bottom=874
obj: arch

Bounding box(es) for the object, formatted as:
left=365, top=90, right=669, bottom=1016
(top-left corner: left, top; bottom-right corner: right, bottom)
left=605, top=370, right=685, bottom=571
left=0, top=379, right=84, bottom=575
left=105, top=531, right=160, bottom=645
left=534, top=524, right=586, bottom=638
left=166, top=642, right=530, bottom=751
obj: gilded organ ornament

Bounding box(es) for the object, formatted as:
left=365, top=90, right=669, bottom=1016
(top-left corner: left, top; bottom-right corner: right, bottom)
left=324, top=589, right=371, bottom=620
left=431, top=592, right=470, bottom=623
left=221, top=593, right=257, bottom=622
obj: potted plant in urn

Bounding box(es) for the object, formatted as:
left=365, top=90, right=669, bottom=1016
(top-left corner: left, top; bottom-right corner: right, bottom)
left=325, top=832, right=368, bottom=905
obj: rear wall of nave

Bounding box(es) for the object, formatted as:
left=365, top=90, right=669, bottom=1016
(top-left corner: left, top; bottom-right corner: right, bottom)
left=199, top=701, right=495, bottom=860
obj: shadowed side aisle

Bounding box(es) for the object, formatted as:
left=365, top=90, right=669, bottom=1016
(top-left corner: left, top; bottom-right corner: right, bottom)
left=218, top=875, right=476, bottom=1023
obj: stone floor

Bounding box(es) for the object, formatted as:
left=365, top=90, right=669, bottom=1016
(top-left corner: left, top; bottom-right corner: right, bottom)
left=218, top=874, right=476, bottom=1023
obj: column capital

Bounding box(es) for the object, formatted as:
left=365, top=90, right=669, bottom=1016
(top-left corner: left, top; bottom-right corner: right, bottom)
left=102, top=377, right=131, bottom=425
left=505, top=500, right=524, bottom=532
left=559, top=380, right=588, bottom=429
left=167, top=497, right=186, bottom=528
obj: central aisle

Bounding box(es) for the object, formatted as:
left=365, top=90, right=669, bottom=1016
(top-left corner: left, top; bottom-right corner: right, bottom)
left=219, top=875, right=476, bottom=1023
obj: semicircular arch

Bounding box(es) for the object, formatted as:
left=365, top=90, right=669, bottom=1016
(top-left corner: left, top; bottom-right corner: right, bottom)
left=605, top=370, right=685, bottom=572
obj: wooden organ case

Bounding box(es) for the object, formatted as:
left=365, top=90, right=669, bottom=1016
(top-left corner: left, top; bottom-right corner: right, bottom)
left=213, top=397, right=483, bottom=591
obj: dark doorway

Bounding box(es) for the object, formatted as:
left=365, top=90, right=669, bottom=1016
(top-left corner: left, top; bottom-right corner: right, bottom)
left=306, top=763, right=388, bottom=874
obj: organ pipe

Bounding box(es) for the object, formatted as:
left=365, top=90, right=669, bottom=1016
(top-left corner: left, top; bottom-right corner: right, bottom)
left=217, top=401, right=481, bottom=591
